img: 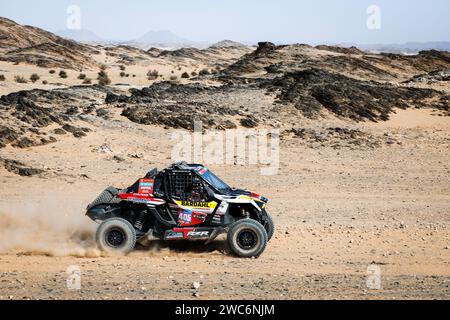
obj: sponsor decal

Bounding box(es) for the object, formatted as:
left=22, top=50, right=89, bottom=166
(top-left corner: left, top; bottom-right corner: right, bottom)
left=129, top=198, right=151, bottom=203
left=139, top=179, right=154, bottom=195
left=187, top=230, right=210, bottom=238
left=140, top=182, right=153, bottom=187
left=179, top=201, right=216, bottom=208
left=165, top=231, right=184, bottom=240
left=193, top=213, right=206, bottom=220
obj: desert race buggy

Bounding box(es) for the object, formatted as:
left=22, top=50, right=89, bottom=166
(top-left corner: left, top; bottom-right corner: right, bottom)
left=86, top=162, right=274, bottom=257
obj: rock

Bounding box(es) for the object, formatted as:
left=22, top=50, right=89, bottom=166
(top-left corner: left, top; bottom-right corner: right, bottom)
left=72, top=131, right=87, bottom=138
left=96, top=108, right=110, bottom=118
left=0, top=157, right=44, bottom=176
left=113, top=155, right=125, bottom=162
left=240, top=116, right=259, bottom=128
left=95, top=144, right=113, bottom=153
left=265, top=69, right=440, bottom=122
left=192, top=282, right=201, bottom=290
left=53, top=128, right=66, bottom=135
left=128, top=153, right=143, bottom=159
left=62, top=124, right=88, bottom=138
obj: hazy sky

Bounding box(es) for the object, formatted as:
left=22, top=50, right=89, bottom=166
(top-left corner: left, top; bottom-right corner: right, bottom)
left=1, top=0, right=449, bottom=44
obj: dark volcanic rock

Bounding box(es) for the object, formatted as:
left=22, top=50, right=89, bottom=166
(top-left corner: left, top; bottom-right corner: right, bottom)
left=240, top=116, right=259, bottom=128
left=0, top=87, right=102, bottom=148
left=53, top=128, right=67, bottom=135
left=111, top=81, right=255, bottom=130
left=62, top=124, right=89, bottom=137
left=404, top=69, right=450, bottom=84
left=265, top=69, right=441, bottom=122
left=0, top=125, right=19, bottom=148
left=0, top=157, right=44, bottom=176
left=315, top=45, right=363, bottom=55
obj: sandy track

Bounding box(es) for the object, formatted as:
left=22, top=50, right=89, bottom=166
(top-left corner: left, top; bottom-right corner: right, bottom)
left=0, top=109, right=449, bottom=300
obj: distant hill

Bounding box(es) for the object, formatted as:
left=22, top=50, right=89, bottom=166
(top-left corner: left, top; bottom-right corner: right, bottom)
left=136, top=30, right=194, bottom=45
left=210, top=40, right=246, bottom=48
left=357, top=42, right=450, bottom=54
left=56, top=29, right=103, bottom=43
left=0, top=16, right=98, bottom=69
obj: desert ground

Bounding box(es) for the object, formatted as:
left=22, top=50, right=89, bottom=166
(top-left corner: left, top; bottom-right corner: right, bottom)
left=0, top=17, right=449, bottom=300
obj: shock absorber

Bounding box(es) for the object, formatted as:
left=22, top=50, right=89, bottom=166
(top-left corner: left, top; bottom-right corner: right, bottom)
left=134, top=210, right=146, bottom=230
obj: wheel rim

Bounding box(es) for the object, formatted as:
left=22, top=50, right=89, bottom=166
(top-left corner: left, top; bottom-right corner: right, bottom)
left=237, top=229, right=258, bottom=250
left=106, top=228, right=125, bottom=248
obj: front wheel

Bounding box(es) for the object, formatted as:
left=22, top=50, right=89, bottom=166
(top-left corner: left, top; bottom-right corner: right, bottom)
left=263, top=213, right=275, bottom=241
left=95, top=218, right=136, bottom=254
left=227, top=219, right=268, bottom=258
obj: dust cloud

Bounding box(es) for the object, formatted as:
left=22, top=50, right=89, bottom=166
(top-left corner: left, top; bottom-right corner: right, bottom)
left=0, top=193, right=102, bottom=257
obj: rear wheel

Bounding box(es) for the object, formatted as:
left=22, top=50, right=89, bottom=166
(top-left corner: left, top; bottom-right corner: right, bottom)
left=227, top=219, right=268, bottom=258
left=95, top=218, right=136, bottom=254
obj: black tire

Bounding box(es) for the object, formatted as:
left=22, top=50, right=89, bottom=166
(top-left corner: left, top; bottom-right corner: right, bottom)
left=227, top=219, right=268, bottom=258
left=263, top=213, right=275, bottom=241
left=95, top=218, right=136, bottom=254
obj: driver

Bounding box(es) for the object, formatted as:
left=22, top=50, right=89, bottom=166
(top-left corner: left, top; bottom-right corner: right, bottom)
left=190, top=177, right=207, bottom=202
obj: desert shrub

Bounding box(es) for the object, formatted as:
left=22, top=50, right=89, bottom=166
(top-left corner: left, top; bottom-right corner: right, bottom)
left=125, top=74, right=130, bottom=77
left=14, top=75, right=27, bottom=83
left=30, top=73, right=40, bottom=82
left=181, top=72, right=190, bottom=79
left=132, top=74, right=136, bottom=77
left=199, top=68, right=210, bottom=76
left=191, top=71, right=198, bottom=77
left=59, top=70, right=68, bottom=78
left=42, top=80, right=48, bottom=84
left=82, top=77, right=92, bottom=84
left=147, top=69, right=159, bottom=80
left=100, top=64, right=107, bottom=71
left=169, top=75, right=178, bottom=81
left=178, top=67, right=182, bottom=71
left=171, top=70, right=174, bottom=74
left=78, top=73, right=86, bottom=80
left=120, top=71, right=126, bottom=77
left=119, top=65, right=126, bottom=71
left=97, top=70, right=111, bottom=85
left=49, top=69, right=56, bottom=74
left=210, top=69, right=218, bottom=74
left=0, top=74, right=5, bottom=81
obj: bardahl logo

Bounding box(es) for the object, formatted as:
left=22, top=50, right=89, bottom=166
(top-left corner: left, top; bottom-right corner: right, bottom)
left=181, top=201, right=211, bottom=208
